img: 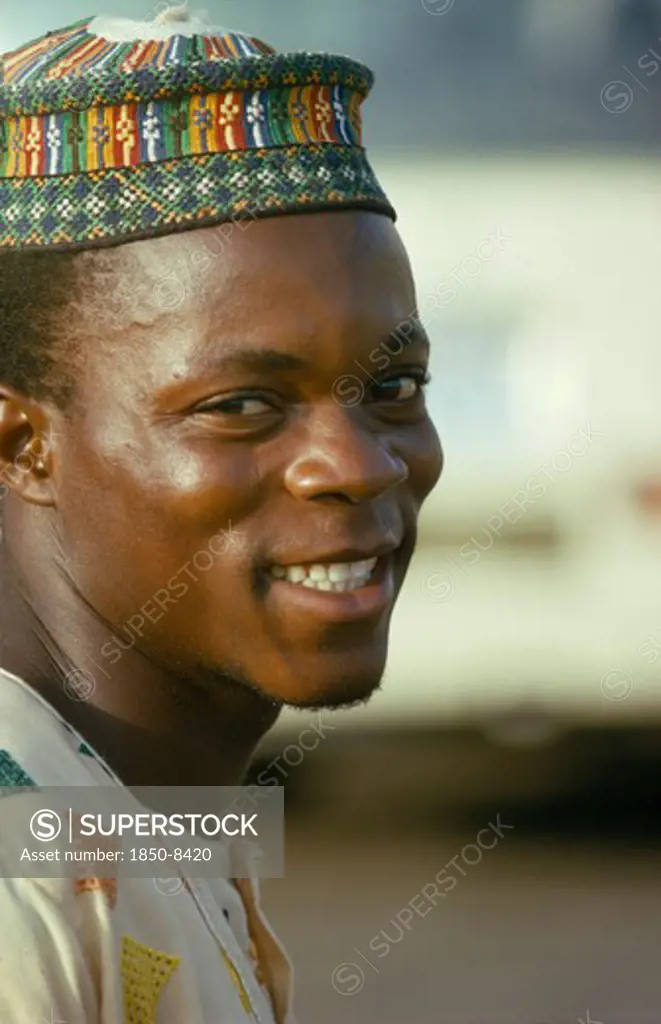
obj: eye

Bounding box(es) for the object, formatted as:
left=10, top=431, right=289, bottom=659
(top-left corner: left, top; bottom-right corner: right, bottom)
left=195, top=392, right=279, bottom=417
left=368, top=371, right=431, bottom=403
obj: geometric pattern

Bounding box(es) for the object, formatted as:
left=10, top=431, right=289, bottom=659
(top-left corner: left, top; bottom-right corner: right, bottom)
left=0, top=750, right=36, bottom=787
left=0, top=17, right=394, bottom=251
left=0, top=20, right=371, bottom=118
left=1, top=86, right=364, bottom=177
left=0, top=144, right=391, bottom=251
left=121, top=935, right=181, bottom=1024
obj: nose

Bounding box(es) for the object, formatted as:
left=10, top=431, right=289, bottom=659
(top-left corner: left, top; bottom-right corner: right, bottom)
left=283, top=405, right=409, bottom=505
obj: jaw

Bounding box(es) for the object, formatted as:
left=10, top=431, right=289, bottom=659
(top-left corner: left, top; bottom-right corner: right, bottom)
left=244, top=617, right=393, bottom=708
left=214, top=552, right=407, bottom=705
left=129, top=542, right=409, bottom=706
left=181, top=644, right=388, bottom=710
left=272, top=659, right=387, bottom=710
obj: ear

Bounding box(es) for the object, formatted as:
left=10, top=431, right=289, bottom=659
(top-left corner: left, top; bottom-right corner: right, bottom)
left=0, top=386, right=58, bottom=508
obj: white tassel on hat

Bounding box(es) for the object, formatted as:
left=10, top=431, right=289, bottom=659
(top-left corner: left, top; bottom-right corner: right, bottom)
left=89, top=6, right=231, bottom=42
left=154, top=3, right=193, bottom=25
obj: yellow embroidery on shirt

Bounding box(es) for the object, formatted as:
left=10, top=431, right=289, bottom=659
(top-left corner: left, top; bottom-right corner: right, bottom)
left=74, top=876, right=118, bottom=910
left=121, top=935, right=181, bottom=1023
left=221, top=948, right=254, bottom=1016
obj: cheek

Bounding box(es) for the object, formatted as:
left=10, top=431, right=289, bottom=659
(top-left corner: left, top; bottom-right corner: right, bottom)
left=55, top=441, right=268, bottom=636
left=56, top=434, right=264, bottom=580
left=70, top=430, right=257, bottom=518
left=399, top=420, right=444, bottom=500
left=145, top=443, right=271, bottom=540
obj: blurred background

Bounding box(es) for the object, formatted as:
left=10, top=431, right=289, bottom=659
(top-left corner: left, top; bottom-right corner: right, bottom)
left=5, top=1, right=661, bottom=1021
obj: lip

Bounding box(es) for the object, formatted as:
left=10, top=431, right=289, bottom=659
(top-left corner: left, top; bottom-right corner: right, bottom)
left=268, top=539, right=402, bottom=568
left=265, top=552, right=397, bottom=623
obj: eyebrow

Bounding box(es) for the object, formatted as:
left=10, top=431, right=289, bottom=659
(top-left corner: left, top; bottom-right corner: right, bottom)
left=198, top=326, right=430, bottom=376
left=391, top=320, right=430, bottom=352
left=203, top=349, right=309, bottom=374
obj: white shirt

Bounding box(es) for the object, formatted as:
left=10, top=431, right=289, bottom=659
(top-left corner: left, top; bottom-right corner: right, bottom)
left=0, top=668, right=294, bottom=1023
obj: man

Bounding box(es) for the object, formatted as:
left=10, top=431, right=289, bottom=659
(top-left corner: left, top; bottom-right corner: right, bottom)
left=0, top=6, right=442, bottom=1022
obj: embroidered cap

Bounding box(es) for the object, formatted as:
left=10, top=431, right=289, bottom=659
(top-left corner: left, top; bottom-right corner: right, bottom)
left=0, top=7, right=395, bottom=252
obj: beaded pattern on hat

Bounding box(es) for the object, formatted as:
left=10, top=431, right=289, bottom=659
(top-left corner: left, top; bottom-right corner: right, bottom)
left=0, top=145, right=389, bottom=250
left=0, top=17, right=393, bottom=250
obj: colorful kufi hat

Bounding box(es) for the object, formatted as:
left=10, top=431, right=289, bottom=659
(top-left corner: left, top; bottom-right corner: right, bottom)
left=0, top=6, right=395, bottom=251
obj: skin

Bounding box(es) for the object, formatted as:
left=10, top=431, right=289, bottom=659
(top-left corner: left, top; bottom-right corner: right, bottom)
left=0, top=211, right=443, bottom=786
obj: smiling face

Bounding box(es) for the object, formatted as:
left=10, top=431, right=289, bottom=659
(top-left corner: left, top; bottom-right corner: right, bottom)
left=49, top=211, right=443, bottom=707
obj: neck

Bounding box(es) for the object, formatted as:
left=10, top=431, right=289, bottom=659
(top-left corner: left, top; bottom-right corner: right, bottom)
left=0, top=521, right=280, bottom=787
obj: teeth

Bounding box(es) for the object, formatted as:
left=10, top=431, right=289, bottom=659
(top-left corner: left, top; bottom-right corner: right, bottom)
left=352, top=558, right=377, bottom=576
left=286, top=566, right=307, bottom=583
left=270, top=558, right=378, bottom=591
left=333, top=578, right=369, bottom=592
left=302, top=578, right=333, bottom=591
left=328, top=564, right=353, bottom=582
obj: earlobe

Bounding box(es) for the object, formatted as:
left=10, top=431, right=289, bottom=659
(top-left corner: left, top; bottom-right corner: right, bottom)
left=0, top=388, right=57, bottom=508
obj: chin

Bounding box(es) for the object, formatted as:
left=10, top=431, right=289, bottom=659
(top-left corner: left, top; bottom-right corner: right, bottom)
left=193, top=638, right=389, bottom=709
left=273, top=658, right=387, bottom=710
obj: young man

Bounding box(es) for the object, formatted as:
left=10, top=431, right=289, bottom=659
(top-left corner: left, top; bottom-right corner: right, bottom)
left=0, top=7, right=442, bottom=1022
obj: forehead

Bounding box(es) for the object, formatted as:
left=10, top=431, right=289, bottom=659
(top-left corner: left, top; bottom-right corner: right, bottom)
left=141, top=210, right=410, bottom=305
left=84, top=211, right=417, bottom=385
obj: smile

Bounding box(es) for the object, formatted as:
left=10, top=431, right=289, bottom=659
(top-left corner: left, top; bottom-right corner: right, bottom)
left=269, top=558, right=378, bottom=593
left=265, top=552, right=397, bottom=623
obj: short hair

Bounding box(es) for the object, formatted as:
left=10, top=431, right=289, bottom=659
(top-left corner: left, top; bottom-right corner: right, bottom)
left=0, top=246, right=141, bottom=409
left=0, top=250, right=82, bottom=407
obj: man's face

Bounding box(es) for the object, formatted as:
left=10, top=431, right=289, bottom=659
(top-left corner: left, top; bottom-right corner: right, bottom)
left=51, top=211, right=442, bottom=707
